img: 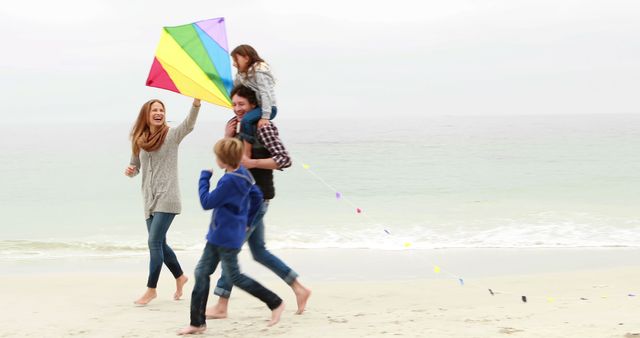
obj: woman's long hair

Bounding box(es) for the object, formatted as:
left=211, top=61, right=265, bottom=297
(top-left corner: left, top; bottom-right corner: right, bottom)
left=130, top=99, right=165, bottom=156
left=231, top=44, right=265, bottom=77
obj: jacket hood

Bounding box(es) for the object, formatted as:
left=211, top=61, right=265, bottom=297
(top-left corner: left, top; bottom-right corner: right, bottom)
left=225, top=166, right=256, bottom=196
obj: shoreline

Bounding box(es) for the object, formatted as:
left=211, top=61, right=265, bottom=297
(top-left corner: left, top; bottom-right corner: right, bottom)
left=3, top=247, right=640, bottom=278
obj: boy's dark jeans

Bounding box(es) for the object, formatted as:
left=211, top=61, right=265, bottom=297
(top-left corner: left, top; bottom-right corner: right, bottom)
left=189, top=242, right=282, bottom=327
left=214, top=200, right=298, bottom=298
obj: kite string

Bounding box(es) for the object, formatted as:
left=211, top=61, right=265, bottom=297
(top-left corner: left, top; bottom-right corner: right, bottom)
left=295, top=156, right=385, bottom=228
left=290, top=152, right=637, bottom=303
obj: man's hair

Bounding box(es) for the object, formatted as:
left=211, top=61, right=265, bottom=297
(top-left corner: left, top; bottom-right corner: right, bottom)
left=230, top=85, right=259, bottom=106
left=214, top=137, right=244, bottom=168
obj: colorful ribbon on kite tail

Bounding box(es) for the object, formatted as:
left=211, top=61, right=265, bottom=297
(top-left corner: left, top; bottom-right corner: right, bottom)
left=297, top=155, right=639, bottom=304
left=146, top=17, right=233, bottom=109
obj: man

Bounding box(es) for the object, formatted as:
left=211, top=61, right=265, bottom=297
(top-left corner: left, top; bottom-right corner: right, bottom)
left=206, top=85, right=311, bottom=318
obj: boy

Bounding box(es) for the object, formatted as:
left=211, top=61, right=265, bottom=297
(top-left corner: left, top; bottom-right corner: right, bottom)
left=178, top=138, right=284, bottom=335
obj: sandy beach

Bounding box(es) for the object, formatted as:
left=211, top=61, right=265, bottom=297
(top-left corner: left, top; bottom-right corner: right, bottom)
left=1, top=248, right=639, bottom=337
left=2, top=0, right=639, bottom=337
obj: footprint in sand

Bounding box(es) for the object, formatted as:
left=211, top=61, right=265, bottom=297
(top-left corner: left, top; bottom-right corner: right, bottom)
left=624, top=333, right=640, bottom=338
left=499, top=327, right=524, bottom=334
left=327, top=316, right=348, bottom=324
left=466, top=318, right=493, bottom=323
left=67, top=330, right=89, bottom=336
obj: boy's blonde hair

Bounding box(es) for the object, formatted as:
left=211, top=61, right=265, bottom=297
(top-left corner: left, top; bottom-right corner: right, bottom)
left=214, top=138, right=244, bottom=168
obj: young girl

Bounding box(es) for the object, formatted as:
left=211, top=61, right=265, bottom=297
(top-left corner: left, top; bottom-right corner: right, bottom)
left=178, top=138, right=284, bottom=335
left=231, top=44, right=278, bottom=156
left=125, top=98, right=200, bottom=305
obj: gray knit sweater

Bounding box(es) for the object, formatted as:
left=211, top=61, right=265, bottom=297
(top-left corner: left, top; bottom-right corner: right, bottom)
left=234, top=62, right=277, bottom=119
left=129, top=105, right=200, bottom=219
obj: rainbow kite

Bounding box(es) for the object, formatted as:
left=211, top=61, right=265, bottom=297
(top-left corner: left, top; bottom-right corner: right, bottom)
left=146, top=17, right=233, bottom=108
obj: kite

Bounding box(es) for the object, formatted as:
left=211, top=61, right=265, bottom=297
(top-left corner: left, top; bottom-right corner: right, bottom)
left=146, top=17, right=233, bottom=108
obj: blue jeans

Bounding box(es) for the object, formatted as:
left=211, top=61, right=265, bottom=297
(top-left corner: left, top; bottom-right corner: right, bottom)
left=189, top=242, right=283, bottom=327
left=145, top=212, right=183, bottom=288
left=214, top=200, right=298, bottom=298
left=239, top=106, right=277, bottom=143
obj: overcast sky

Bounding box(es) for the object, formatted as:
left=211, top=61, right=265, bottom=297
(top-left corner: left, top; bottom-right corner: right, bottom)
left=1, top=0, right=639, bottom=123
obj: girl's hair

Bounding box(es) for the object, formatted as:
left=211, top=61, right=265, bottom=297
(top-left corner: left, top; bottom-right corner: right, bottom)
left=130, top=99, right=165, bottom=155
left=230, top=85, right=258, bottom=106
left=214, top=137, right=244, bottom=168
left=231, top=44, right=265, bottom=76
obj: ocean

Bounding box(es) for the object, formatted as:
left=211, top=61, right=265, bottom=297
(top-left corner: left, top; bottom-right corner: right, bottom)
left=1, top=114, right=639, bottom=260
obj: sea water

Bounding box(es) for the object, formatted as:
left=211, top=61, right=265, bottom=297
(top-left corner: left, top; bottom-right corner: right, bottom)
left=1, top=114, right=639, bottom=260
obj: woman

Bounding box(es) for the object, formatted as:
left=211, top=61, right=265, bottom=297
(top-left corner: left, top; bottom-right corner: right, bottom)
left=125, top=97, right=200, bottom=305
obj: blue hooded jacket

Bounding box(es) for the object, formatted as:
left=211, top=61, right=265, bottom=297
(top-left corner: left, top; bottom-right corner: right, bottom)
left=198, top=166, right=263, bottom=249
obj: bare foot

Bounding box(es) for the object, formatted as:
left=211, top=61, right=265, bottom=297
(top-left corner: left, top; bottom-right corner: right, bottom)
left=267, top=302, right=285, bottom=327
left=134, top=288, right=157, bottom=306
left=205, top=306, right=227, bottom=319
left=177, top=325, right=206, bottom=335
left=205, top=297, right=229, bottom=319
left=174, top=275, right=189, bottom=300
left=292, top=280, right=311, bottom=314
